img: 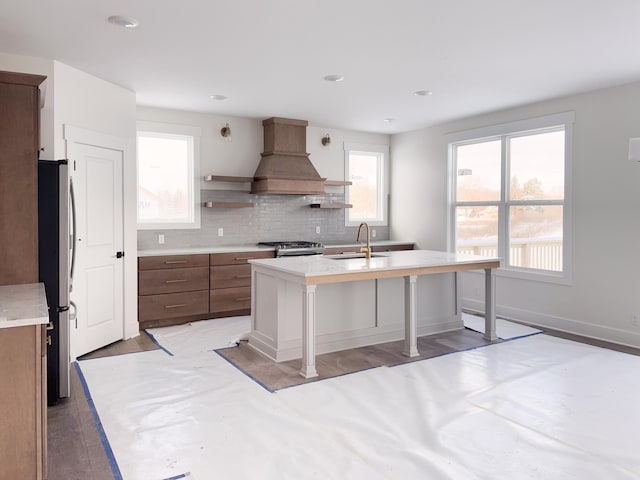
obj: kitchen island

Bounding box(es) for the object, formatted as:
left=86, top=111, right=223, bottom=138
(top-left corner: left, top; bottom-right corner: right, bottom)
left=248, top=250, right=501, bottom=378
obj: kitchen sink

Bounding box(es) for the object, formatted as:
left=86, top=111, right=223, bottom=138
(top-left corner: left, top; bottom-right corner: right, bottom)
left=325, top=253, right=388, bottom=260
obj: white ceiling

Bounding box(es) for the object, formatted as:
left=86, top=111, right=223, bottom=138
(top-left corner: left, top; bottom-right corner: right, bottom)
left=2, top=0, right=640, bottom=134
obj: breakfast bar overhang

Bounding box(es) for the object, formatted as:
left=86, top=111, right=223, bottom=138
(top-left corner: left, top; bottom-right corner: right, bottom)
left=249, top=250, right=501, bottom=378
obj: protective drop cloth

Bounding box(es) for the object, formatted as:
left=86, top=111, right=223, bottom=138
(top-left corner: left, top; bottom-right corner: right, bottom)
left=146, top=316, right=251, bottom=356
left=77, top=324, right=640, bottom=480
left=462, top=311, right=542, bottom=339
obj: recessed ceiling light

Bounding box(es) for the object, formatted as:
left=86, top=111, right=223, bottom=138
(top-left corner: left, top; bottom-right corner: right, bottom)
left=383, top=118, right=395, bottom=123
left=209, top=95, right=228, bottom=101
left=323, top=74, right=345, bottom=82
left=107, top=16, right=140, bottom=28
left=413, top=90, right=433, bottom=96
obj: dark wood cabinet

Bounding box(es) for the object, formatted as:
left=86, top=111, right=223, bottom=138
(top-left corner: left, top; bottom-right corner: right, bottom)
left=138, top=251, right=274, bottom=328
left=0, top=70, right=48, bottom=479
left=209, top=251, right=274, bottom=317
left=0, top=70, right=46, bottom=286
left=138, top=255, right=210, bottom=329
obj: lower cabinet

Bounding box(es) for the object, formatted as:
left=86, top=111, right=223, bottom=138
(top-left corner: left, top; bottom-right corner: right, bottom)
left=138, top=254, right=210, bottom=329
left=0, top=324, right=47, bottom=480
left=209, top=251, right=274, bottom=317
left=138, top=250, right=275, bottom=328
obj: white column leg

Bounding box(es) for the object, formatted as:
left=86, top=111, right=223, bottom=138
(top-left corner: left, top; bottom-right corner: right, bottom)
left=250, top=267, right=256, bottom=332
left=484, top=268, right=497, bottom=341
left=300, top=284, right=319, bottom=378
left=402, top=275, right=419, bottom=357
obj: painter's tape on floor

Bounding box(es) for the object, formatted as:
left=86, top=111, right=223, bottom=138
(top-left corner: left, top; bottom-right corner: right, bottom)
left=78, top=333, right=640, bottom=479
left=146, top=316, right=250, bottom=356
left=462, top=312, right=542, bottom=339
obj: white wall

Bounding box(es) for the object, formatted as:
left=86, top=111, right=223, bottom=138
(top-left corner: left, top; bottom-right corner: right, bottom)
left=53, top=61, right=138, bottom=340
left=0, top=53, right=54, bottom=157
left=136, top=108, right=390, bottom=186
left=391, top=81, right=640, bottom=347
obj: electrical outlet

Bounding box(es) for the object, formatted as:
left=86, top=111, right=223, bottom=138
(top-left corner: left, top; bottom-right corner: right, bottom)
left=158, top=234, right=165, bottom=245
left=632, top=313, right=639, bottom=327
left=372, top=229, right=377, bottom=238
left=218, top=228, right=224, bottom=237
left=316, top=226, right=321, bottom=234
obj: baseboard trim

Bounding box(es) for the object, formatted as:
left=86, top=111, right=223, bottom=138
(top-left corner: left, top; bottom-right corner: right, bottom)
left=463, top=298, right=640, bottom=349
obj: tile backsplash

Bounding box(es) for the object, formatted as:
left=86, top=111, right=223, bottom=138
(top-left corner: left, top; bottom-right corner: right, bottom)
left=137, top=190, right=389, bottom=250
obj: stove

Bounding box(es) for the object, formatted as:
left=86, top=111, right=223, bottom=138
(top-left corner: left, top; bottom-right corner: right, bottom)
left=258, top=241, right=325, bottom=257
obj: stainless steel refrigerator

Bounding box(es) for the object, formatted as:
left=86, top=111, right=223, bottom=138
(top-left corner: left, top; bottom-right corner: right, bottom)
left=38, top=159, right=76, bottom=405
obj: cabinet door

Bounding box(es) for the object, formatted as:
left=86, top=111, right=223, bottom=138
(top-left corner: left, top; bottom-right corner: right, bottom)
left=138, top=254, right=209, bottom=271
left=210, top=265, right=251, bottom=289
left=0, top=74, right=44, bottom=285
left=139, top=267, right=209, bottom=295
left=210, top=287, right=251, bottom=313
left=209, top=250, right=274, bottom=266
left=138, top=291, right=209, bottom=321
left=0, top=325, right=45, bottom=479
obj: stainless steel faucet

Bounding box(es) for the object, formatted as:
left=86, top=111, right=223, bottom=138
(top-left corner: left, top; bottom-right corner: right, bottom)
left=356, top=223, right=371, bottom=259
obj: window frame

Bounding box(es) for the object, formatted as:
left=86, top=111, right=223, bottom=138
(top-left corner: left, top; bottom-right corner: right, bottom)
left=344, top=142, right=390, bottom=227
left=136, top=121, right=202, bottom=230
left=447, top=112, right=574, bottom=284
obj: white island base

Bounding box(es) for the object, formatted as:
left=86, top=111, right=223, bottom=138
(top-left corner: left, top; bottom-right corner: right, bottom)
left=248, top=250, right=500, bottom=378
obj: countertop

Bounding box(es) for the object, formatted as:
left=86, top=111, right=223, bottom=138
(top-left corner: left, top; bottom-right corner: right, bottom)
left=249, top=249, right=501, bottom=285
left=0, top=283, right=49, bottom=329
left=138, top=240, right=415, bottom=257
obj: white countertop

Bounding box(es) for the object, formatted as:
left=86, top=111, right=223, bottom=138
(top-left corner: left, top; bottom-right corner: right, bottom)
left=250, top=249, right=501, bottom=284
left=0, top=283, right=49, bottom=329
left=137, top=240, right=415, bottom=257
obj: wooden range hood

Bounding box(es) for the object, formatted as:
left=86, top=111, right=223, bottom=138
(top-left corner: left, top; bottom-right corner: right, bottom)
left=251, top=117, right=326, bottom=195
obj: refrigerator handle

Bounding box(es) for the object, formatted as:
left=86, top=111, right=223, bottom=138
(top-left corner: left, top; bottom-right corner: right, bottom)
left=69, top=176, right=77, bottom=292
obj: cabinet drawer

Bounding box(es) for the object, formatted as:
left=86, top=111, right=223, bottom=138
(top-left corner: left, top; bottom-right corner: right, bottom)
left=138, top=291, right=209, bottom=321
left=210, top=286, right=251, bottom=313
left=138, top=254, right=209, bottom=271
left=372, top=243, right=414, bottom=252
left=139, top=267, right=209, bottom=295
left=210, top=250, right=274, bottom=266
left=210, top=264, right=251, bottom=289
left=323, top=246, right=361, bottom=255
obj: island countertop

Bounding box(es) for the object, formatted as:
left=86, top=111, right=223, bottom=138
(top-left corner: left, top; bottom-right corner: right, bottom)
left=249, top=249, right=501, bottom=285
left=0, top=283, right=49, bottom=329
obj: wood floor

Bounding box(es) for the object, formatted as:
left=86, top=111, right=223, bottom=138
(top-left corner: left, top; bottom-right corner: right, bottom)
left=47, top=323, right=640, bottom=480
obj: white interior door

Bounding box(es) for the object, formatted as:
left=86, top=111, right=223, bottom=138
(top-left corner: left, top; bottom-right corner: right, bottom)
left=69, top=143, right=124, bottom=358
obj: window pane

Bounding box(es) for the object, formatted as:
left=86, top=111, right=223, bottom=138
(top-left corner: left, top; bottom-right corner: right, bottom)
left=509, top=205, right=563, bottom=271
left=138, top=134, right=192, bottom=223
left=456, top=140, right=501, bottom=202
left=509, top=130, right=564, bottom=201
left=455, top=205, right=499, bottom=256
left=349, top=151, right=380, bottom=221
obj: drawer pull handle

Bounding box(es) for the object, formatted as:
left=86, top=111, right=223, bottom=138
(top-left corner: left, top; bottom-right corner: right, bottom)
left=164, top=260, right=187, bottom=264
left=165, top=279, right=187, bottom=284
left=234, top=257, right=251, bottom=261
left=234, top=275, right=251, bottom=279
left=164, top=304, right=187, bottom=309
left=236, top=297, right=251, bottom=301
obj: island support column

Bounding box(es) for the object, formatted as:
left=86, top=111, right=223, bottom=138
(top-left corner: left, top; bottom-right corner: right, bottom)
left=484, top=268, right=497, bottom=341
left=300, top=284, right=319, bottom=378
left=402, top=275, right=419, bottom=357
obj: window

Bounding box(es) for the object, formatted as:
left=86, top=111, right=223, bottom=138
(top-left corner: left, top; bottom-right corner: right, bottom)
left=448, top=112, right=573, bottom=282
left=137, top=121, right=201, bottom=229
left=344, top=143, right=389, bottom=226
